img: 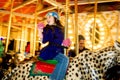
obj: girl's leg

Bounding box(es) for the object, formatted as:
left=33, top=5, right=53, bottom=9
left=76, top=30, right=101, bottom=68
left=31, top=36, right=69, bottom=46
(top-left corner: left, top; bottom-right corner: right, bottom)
left=49, top=53, right=69, bottom=80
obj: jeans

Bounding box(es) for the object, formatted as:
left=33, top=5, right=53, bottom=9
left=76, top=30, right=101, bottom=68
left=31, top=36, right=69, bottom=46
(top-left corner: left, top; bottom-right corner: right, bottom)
left=49, top=53, right=69, bottom=80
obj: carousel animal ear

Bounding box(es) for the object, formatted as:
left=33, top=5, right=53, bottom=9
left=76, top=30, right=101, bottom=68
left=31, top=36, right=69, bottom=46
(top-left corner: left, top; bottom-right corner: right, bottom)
left=114, top=40, right=120, bottom=51
left=114, top=40, right=120, bottom=65
left=115, top=40, right=120, bottom=45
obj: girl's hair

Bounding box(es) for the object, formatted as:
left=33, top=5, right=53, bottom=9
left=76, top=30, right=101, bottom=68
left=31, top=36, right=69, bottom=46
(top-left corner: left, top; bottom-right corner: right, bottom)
left=54, top=17, right=64, bottom=32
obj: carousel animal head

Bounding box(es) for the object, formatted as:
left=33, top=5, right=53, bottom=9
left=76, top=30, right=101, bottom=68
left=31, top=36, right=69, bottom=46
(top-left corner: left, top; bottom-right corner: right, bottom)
left=103, top=40, right=120, bottom=80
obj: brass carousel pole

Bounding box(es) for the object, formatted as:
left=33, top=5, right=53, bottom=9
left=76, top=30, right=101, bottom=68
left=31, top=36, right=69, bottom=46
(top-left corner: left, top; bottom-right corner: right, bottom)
left=5, top=0, right=14, bottom=53
left=92, top=0, right=98, bottom=51
left=33, top=0, right=39, bottom=56
left=74, top=0, right=78, bottom=55
left=116, top=11, right=119, bottom=41
left=65, top=0, right=69, bottom=55
left=0, top=22, right=2, bottom=37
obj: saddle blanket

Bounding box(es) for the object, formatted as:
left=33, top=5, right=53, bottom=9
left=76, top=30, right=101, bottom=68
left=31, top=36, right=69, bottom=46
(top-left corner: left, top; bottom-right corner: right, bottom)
left=30, top=59, right=58, bottom=76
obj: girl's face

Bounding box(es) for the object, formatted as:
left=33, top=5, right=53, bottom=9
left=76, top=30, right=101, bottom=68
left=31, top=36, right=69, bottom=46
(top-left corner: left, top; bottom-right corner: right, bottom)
left=46, top=15, right=55, bottom=25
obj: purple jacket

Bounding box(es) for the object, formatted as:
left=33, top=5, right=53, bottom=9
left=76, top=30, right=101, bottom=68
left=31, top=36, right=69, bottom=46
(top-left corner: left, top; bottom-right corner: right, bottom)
left=39, top=25, right=64, bottom=60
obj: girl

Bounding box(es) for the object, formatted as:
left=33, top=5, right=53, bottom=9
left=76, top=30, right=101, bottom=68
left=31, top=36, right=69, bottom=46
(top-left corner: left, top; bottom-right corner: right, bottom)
left=38, top=12, right=69, bottom=80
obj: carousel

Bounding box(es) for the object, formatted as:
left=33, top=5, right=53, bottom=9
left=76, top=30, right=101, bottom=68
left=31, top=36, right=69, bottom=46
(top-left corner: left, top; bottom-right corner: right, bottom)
left=0, top=0, right=120, bottom=80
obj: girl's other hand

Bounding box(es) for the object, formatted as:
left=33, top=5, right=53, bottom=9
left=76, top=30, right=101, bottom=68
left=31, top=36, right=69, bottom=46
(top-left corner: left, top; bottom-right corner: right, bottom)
left=62, top=38, right=71, bottom=47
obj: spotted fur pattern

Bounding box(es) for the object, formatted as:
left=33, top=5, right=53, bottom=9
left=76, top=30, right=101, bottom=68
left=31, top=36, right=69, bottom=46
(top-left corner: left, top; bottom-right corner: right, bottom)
left=2, top=46, right=120, bottom=80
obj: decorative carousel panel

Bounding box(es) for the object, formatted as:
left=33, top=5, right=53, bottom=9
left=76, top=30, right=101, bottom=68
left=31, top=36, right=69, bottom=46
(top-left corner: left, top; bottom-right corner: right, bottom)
left=78, top=11, right=119, bottom=50
left=61, top=11, right=120, bottom=50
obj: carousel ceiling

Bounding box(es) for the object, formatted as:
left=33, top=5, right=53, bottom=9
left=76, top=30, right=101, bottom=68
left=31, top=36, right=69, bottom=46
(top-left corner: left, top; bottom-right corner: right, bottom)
left=0, top=0, right=120, bottom=28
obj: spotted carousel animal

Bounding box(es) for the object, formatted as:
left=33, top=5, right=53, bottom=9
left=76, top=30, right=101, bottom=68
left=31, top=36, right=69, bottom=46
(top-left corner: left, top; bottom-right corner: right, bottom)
left=2, top=41, right=120, bottom=80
